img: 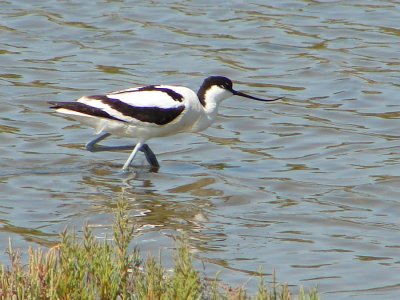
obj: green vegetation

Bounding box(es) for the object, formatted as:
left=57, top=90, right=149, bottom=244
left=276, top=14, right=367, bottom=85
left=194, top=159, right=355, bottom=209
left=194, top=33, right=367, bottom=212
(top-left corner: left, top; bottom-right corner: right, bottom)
left=0, top=201, right=320, bottom=299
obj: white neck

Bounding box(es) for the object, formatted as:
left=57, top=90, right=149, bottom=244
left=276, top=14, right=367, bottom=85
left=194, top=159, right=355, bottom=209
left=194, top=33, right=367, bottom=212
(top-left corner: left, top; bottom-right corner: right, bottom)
left=203, top=85, right=233, bottom=107
left=191, top=86, right=233, bottom=132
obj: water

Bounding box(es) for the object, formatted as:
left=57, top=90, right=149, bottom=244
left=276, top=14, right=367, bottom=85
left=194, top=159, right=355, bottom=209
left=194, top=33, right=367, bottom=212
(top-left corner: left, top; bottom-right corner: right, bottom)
left=1, top=1, right=400, bottom=298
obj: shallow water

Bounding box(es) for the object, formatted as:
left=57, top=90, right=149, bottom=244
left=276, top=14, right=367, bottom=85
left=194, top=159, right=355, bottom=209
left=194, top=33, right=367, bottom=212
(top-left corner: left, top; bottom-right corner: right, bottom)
left=1, top=1, right=400, bottom=298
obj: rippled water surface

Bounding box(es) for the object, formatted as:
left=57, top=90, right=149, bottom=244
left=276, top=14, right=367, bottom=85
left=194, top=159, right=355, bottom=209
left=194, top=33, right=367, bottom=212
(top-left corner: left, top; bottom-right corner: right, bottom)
left=1, top=1, right=400, bottom=298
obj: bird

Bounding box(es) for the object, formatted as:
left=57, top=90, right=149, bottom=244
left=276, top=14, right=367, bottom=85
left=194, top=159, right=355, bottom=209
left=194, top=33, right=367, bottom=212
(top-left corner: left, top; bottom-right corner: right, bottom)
left=49, top=76, right=281, bottom=171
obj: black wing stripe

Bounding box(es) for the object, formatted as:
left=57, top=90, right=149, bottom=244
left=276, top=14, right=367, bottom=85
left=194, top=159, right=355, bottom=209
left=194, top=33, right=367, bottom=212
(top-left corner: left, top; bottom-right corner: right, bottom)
left=111, top=85, right=184, bottom=102
left=48, top=101, right=127, bottom=123
left=99, top=96, right=185, bottom=125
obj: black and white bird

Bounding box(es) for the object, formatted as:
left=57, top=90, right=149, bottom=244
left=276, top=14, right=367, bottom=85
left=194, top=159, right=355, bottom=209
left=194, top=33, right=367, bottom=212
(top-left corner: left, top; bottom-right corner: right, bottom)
left=49, top=76, right=281, bottom=171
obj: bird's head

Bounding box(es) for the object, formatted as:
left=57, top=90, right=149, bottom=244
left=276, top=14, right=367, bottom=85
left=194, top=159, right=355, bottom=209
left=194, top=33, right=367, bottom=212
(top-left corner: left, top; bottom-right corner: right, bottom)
left=197, top=76, right=282, bottom=106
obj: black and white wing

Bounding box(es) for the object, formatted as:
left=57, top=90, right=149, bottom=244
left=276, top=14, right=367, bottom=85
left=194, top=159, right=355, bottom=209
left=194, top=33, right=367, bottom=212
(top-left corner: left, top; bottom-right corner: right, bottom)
left=49, top=85, right=186, bottom=126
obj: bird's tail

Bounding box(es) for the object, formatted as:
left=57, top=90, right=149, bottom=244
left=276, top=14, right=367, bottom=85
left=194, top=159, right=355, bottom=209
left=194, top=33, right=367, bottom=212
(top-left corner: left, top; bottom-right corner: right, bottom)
left=48, top=101, right=124, bottom=122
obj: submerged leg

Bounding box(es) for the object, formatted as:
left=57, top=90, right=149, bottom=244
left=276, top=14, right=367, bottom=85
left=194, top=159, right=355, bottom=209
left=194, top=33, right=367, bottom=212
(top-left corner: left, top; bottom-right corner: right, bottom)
left=122, top=143, right=160, bottom=170
left=86, top=133, right=112, bottom=152
left=122, top=142, right=143, bottom=171
left=141, top=144, right=160, bottom=169
left=86, top=134, right=160, bottom=169
left=86, top=133, right=137, bottom=152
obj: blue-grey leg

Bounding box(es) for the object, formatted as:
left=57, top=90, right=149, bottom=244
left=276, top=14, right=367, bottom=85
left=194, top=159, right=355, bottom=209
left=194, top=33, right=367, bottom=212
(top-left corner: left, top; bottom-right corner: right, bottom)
left=86, top=133, right=159, bottom=169
left=86, top=133, right=112, bottom=152
left=122, top=143, right=159, bottom=170
left=122, top=142, right=143, bottom=171
left=141, top=144, right=160, bottom=168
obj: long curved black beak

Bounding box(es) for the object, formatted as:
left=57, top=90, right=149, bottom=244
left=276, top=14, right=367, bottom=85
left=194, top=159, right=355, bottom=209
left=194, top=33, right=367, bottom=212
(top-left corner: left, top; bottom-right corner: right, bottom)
left=232, top=89, right=283, bottom=102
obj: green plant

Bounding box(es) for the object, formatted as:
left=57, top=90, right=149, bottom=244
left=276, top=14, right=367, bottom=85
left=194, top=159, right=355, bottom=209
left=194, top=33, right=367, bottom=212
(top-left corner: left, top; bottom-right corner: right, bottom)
left=0, top=200, right=320, bottom=300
